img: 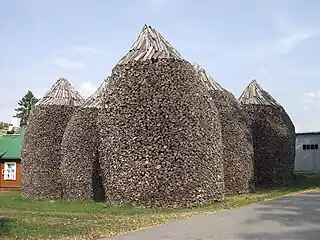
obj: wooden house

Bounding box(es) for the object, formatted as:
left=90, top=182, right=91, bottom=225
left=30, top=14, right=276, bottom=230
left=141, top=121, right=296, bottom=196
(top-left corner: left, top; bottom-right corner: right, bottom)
left=0, top=132, right=23, bottom=190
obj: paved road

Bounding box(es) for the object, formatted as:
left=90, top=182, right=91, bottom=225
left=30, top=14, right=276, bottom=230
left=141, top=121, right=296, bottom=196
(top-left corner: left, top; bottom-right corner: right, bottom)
left=103, top=191, right=320, bottom=240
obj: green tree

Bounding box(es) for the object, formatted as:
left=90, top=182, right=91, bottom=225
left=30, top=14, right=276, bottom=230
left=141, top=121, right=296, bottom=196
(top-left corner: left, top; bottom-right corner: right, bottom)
left=0, top=122, right=10, bottom=129
left=15, top=90, right=39, bottom=127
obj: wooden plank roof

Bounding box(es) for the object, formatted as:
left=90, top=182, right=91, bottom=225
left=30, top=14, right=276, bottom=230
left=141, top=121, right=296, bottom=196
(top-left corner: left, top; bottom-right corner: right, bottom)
left=238, top=79, right=281, bottom=106
left=82, top=77, right=110, bottom=109
left=193, top=63, right=225, bottom=91
left=36, top=78, right=85, bottom=107
left=117, top=25, right=184, bottom=65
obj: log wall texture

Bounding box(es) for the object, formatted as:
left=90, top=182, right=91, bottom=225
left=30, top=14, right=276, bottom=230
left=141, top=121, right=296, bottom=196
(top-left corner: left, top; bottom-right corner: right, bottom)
left=21, top=105, right=77, bottom=199
left=99, top=59, right=224, bottom=207
left=239, top=80, right=295, bottom=187
left=60, top=108, right=105, bottom=201
left=60, top=79, right=108, bottom=201
left=211, top=91, right=255, bottom=195
left=241, top=104, right=295, bottom=187
left=21, top=78, right=84, bottom=199
left=194, top=65, right=254, bottom=195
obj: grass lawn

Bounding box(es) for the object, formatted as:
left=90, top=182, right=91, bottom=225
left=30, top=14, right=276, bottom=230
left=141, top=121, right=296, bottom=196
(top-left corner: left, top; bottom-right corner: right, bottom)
left=1, top=173, right=319, bottom=240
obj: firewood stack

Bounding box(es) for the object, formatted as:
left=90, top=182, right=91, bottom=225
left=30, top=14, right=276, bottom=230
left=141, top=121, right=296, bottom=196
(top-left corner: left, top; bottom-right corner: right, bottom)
left=22, top=78, right=84, bottom=199
left=239, top=80, right=295, bottom=187
left=194, top=64, right=254, bottom=195
left=60, top=78, right=109, bottom=201
left=98, top=25, right=224, bottom=207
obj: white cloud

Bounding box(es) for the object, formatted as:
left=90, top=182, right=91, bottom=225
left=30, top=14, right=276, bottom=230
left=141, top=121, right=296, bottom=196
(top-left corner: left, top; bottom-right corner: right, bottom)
left=238, top=14, right=320, bottom=63
left=51, top=57, right=87, bottom=70
left=70, top=46, right=100, bottom=55
left=301, top=90, right=320, bottom=108
left=78, top=81, right=97, bottom=99
left=248, top=28, right=319, bottom=60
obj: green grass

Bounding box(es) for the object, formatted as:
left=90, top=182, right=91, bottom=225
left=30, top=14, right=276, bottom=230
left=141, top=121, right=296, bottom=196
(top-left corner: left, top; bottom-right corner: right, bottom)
left=1, top=173, right=319, bottom=240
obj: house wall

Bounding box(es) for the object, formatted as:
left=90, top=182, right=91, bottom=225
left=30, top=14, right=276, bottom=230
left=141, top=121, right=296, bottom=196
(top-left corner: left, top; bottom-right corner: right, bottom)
left=295, top=134, right=320, bottom=172
left=0, top=159, right=22, bottom=189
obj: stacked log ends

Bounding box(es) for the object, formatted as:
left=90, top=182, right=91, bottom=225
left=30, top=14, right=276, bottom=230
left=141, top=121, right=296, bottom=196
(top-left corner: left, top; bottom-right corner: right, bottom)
left=22, top=78, right=85, bottom=199
left=239, top=80, right=295, bottom=187
left=61, top=78, right=109, bottom=201
left=194, top=64, right=254, bottom=195
left=99, top=25, right=224, bottom=207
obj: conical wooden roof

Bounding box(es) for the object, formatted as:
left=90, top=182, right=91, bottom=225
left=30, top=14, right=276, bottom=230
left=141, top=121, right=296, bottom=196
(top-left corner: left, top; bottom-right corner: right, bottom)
left=36, top=78, right=84, bottom=106
left=193, top=63, right=225, bottom=91
left=82, top=77, right=110, bottom=109
left=117, top=24, right=183, bottom=65
left=239, top=79, right=280, bottom=106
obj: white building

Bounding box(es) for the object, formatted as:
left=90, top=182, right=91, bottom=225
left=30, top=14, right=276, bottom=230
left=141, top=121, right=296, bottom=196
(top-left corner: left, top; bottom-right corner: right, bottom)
left=11, top=117, right=21, bottom=128
left=294, top=132, right=320, bottom=172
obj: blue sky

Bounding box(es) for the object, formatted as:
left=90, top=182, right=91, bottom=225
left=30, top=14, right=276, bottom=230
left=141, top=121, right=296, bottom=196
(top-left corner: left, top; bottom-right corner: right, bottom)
left=0, top=0, right=319, bottom=132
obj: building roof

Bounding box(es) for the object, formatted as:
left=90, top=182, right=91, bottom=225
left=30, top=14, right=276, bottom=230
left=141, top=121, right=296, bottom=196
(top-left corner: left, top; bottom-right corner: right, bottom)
left=36, top=78, right=85, bottom=107
left=238, top=79, right=281, bottom=106
left=117, top=24, right=184, bottom=65
left=193, top=63, right=226, bottom=91
left=296, top=131, right=320, bottom=136
left=0, top=132, right=24, bottom=159
left=82, top=77, right=110, bottom=109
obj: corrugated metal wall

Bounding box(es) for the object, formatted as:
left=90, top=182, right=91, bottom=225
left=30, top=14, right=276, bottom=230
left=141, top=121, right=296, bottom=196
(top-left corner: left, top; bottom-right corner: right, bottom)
left=294, top=133, right=320, bottom=172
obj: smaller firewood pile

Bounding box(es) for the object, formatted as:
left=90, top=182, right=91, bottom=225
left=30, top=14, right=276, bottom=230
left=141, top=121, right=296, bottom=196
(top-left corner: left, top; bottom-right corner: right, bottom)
left=60, top=78, right=109, bottom=201
left=21, top=78, right=85, bottom=199
left=239, top=80, right=296, bottom=188
left=98, top=25, right=224, bottom=207
left=194, top=64, right=255, bottom=195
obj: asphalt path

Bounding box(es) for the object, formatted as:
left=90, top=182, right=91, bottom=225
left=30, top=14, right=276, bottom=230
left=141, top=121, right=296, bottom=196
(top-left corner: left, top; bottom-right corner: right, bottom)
left=102, top=191, right=320, bottom=240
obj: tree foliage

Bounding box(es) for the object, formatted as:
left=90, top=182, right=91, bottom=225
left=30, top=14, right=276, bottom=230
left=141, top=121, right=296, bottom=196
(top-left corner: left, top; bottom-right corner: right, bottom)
left=0, top=122, right=10, bottom=129
left=15, top=90, right=39, bottom=127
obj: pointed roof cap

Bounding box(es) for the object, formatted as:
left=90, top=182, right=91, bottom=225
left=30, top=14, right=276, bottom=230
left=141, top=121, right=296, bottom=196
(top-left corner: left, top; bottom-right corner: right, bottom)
left=82, top=77, right=110, bottom=109
left=239, top=79, right=281, bottom=106
left=193, top=63, right=225, bottom=91
left=36, top=78, right=85, bottom=106
left=117, top=24, right=184, bottom=65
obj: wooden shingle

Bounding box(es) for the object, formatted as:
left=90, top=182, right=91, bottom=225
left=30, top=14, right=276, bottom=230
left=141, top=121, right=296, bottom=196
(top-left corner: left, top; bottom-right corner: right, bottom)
left=117, top=25, right=184, bottom=65
left=36, top=78, right=84, bottom=107
left=238, top=80, right=280, bottom=106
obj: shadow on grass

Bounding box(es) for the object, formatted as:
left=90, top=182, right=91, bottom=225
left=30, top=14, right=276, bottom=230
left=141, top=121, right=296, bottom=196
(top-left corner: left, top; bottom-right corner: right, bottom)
left=256, top=172, right=320, bottom=193
left=0, top=217, right=15, bottom=237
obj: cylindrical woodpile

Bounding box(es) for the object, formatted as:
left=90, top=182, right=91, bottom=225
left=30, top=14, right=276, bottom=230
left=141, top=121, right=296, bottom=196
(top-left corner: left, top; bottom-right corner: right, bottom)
left=60, top=108, right=101, bottom=201
left=239, top=80, right=295, bottom=188
left=21, top=78, right=84, bottom=199
left=210, top=91, right=255, bottom=194
left=99, top=25, right=224, bottom=207
left=195, top=65, right=254, bottom=195
left=61, top=79, right=108, bottom=201
left=22, top=105, right=78, bottom=199
left=99, top=59, right=224, bottom=207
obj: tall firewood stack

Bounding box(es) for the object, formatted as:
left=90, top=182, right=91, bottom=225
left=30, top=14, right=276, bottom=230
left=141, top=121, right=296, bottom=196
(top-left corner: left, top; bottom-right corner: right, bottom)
left=98, top=25, right=224, bottom=207
left=194, top=64, right=255, bottom=195
left=60, top=78, right=109, bottom=201
left=239, top=80, right=295, bottom=187
left=22, top=78, right=84, bottom=199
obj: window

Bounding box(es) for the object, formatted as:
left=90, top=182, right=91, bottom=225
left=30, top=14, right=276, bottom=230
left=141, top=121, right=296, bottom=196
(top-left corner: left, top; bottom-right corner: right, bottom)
left=302, top=144, right=319, bottom=150
left=3, top=162, right=16, bottom=180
